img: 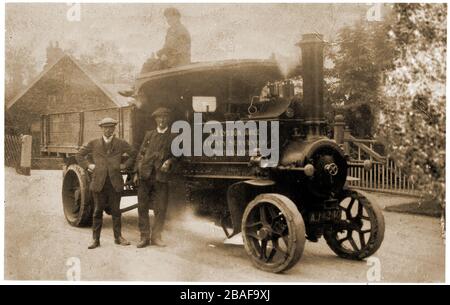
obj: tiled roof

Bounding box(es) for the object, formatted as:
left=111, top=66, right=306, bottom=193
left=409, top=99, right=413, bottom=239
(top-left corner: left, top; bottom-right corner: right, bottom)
left=7, top=53, right=134, bottom=109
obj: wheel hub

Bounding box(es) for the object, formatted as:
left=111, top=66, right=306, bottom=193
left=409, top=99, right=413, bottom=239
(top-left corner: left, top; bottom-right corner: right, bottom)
left=347, top=217, right=363, bottom=231
left=258, top=227, right=272, bottom=240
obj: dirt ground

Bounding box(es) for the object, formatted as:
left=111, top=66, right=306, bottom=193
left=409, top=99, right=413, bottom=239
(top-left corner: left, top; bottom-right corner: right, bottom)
left=4, top=168, right=445, bottom=282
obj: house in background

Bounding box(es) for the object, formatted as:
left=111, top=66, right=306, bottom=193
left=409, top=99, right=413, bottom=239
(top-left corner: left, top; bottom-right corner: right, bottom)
left=6, top=53, right=132, bottom=156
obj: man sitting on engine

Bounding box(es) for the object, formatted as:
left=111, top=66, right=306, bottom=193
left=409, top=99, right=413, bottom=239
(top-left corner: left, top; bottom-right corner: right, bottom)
left=141, top=7, right=191, bottom=73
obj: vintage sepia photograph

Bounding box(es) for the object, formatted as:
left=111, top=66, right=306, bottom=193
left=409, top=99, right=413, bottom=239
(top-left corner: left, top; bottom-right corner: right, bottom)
left=2, top=1, right=447, bottom=285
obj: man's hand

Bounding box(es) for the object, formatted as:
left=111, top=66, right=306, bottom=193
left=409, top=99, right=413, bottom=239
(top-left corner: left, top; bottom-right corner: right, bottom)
left=133, top=173, right=139, bottom=186
left=88, top=164, right=95, bottom=172
left=161, top=159, right=172, bottom=173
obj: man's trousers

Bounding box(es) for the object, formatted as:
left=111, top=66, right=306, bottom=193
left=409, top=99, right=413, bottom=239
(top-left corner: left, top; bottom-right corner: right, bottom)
left=92, top=176, right=122, bottom=241
left=137, top=179, right=169, bottom=241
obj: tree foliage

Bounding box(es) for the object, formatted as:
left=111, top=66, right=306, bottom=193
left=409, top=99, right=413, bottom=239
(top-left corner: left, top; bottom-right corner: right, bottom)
left=5, top=45, right=38, bottom=102
left=65, top=40, right=137, bottom=84
left=328, top=15, right=396, bottom=137
left=377, top=4, right=446, bottom=219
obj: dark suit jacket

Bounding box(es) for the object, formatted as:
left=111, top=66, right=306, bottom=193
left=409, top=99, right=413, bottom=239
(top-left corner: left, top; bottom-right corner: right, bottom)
left=157, top=22, right=191, bottom=68
left=134, top=129, right=176, bottom=183
left=75, top=137, right=136, bottom=193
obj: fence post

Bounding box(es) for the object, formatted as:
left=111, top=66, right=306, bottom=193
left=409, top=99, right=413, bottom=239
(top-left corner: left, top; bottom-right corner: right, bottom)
left=343, top=126, right=352, bottom=154
left=18, top=135, right=32, bottom=176
left=334, top=114, right=345, bottom=145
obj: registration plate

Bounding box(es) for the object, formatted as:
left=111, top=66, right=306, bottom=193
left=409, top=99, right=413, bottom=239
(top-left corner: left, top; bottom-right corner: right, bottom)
left=309, top=209, right=341, bottom=223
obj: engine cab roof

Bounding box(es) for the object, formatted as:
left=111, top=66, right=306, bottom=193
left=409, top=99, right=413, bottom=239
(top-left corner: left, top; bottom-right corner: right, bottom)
left=136, top=59, right=283, bottom=108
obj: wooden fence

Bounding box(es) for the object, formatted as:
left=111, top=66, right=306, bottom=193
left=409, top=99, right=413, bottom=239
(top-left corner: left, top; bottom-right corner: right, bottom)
left=5, top=134, right=22, bottom=168
left=344, top=135, right=420, bottom=197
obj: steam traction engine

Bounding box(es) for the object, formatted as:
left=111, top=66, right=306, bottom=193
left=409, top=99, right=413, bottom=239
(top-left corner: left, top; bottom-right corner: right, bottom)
left=180, top=34, right=384, bottom=272
left=57, top=33, right=384, bottom=273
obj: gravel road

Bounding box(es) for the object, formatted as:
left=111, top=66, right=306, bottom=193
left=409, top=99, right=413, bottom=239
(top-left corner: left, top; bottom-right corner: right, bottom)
left=4, top=168, right=445, bottom=282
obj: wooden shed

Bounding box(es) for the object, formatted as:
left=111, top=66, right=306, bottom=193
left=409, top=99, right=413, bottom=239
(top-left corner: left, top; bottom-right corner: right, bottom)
left=6, top=54, right=132, bottom=156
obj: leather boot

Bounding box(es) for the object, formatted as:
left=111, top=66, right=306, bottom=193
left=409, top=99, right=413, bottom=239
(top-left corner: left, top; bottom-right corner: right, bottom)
left=114, top=236, right=130, bottom=246
left=137, top=238, right=151, bottom=248
left=88, top=239, right=100, bottom=249
left=151, top=238, right=166, bottom=247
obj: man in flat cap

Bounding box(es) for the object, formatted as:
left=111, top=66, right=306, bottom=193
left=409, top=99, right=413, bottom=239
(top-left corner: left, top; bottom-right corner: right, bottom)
left=156, top=7, right=191, bottom=69
left=76, top=117, right=136, bottom=249
left=134, top=107, right=176, bottom=248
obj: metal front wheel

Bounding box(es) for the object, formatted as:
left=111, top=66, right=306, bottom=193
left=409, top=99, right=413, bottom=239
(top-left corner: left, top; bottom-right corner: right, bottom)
left=324, top=189, right=385, bottom=260
left=242, top=193, right=306, bottom=273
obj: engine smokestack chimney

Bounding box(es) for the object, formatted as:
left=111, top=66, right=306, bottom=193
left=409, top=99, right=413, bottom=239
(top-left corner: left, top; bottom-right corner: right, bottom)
left=297, top=33, right=325, bottom=137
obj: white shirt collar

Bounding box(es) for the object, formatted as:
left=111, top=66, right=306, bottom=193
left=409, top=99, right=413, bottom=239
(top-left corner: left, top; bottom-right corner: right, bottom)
left=103, top=135, right=114, bottom=143
left=157, top=126, right=168, bottom=134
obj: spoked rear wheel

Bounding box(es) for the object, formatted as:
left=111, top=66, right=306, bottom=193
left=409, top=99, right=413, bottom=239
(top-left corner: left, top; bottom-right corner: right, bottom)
left=242, top=193, right=305, bottom=273
left=324, top=189, right=385, bottom=260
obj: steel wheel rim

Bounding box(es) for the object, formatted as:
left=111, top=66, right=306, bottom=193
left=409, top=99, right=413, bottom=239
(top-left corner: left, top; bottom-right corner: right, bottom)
left=243, top=201, right=293, bottom=267
left=334, top=194, right=374, bottom=254
left=62, top=170, right=82, bottom=223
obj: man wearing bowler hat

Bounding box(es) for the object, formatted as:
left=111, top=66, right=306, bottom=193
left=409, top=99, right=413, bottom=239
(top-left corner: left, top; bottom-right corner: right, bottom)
left=134, top=107, right=176, bottom=248
left=76, top=117, right=136, bottom=249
